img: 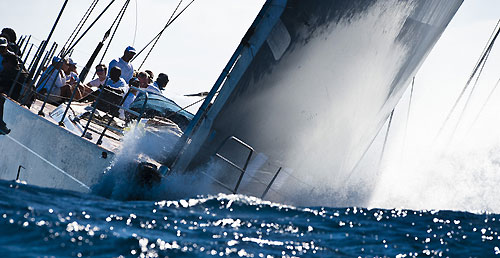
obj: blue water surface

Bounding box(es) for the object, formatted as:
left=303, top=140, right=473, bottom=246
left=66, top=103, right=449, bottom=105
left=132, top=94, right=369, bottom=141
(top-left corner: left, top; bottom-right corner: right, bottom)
left=0, top=179, right=499, bottom=257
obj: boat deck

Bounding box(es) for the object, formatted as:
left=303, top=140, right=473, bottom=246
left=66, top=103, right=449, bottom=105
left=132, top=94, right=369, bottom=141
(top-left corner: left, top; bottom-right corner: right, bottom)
left=28, top=99, right=124, bottom=152
left=24, top=97, right=185, bottom=153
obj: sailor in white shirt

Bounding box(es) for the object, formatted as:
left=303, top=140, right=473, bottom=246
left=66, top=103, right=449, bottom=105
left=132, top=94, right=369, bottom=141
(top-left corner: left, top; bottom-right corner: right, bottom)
left=105, top=66, right=128, bottom=95
left=36, top=56, right=66, bottom=96
left=108, top=46, right=136, bottom=83
left=146, top=73, right=169, bottom=95
left=121, top=77, right=140, bottom=118
left=65, top=57, right=79, bottom=84
left=86, top=64, right=108, bottom=90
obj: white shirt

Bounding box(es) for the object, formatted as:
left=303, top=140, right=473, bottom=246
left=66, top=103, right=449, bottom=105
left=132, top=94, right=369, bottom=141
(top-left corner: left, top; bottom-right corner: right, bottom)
left=36, top=66, right=65, bottom=93
left=105, top=77, right=128, bottom=94
left=122, top=91, right=137, bottom=110
left=88, top=77, right=107, bottom=88
left=65, top=71, right=78, bottom=82
left=145, top=82, right=162, bottom=95
left=109, top=58, right=134, bottom=83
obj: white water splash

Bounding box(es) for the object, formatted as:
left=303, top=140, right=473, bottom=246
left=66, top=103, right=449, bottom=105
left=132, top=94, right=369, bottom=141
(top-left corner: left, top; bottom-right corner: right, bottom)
left=369, top=74, right=500, bottom=213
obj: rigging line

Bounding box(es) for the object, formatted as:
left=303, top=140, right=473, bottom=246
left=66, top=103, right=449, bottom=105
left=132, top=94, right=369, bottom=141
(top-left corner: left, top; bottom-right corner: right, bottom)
left=133, top=0, right=138, bottom=46
left=470, top=20, right=500, bottom=75
left=449, top=43, right=495, bottom=140
left=131, top=0, right=186, bottom=63
left=96, top=0, right=131, bottom=67
left=401, top=77, right=415, bottom=153
left=92, top=0, right=131, bottom=80
left=63, top=0, right=117, bottom=58
left=28, top=0, right=68, bottom=80
left=379, top=109, right=395, bottom=168
left=4, top=135, right=90, bottom=190
left=137, top=0, right=183, bottom=69
left=465, top=76, right=500, bottom=136
left=64, top=0, right=100, bottom=56
left=342, top=109, right=397, bottom=184
left=434, top=20, right=500, bottom=140
left=131, top=0, right=195, bottom=63
left=61, top=0, right=99, bottom=56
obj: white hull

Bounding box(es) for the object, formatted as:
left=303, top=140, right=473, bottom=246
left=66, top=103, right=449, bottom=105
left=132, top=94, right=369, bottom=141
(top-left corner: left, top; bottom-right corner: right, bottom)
left=0, top=97, right=113, bottom=192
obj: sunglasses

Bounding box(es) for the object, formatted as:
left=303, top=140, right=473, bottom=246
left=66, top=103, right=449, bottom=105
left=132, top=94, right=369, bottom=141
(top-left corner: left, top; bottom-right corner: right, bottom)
left=96, top=69, right=105, bottom=72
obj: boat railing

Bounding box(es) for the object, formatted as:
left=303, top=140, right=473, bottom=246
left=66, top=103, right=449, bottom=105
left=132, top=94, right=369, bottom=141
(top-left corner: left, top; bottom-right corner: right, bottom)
left=6, top=60, right=150, bottom=148
left=204, top=135, right=286, bottom=199
left=213, top=136, right=254, bottom=193
left=4, top=35, right=153, bottom=145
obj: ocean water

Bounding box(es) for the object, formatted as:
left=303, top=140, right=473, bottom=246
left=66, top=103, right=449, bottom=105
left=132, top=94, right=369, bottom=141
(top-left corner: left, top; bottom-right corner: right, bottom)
left=0, top=179, right=499, bottom=257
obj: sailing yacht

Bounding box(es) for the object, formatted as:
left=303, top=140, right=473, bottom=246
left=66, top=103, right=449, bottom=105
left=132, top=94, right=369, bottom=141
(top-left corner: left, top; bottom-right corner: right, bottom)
left=0, top=0, right=463, bottom=203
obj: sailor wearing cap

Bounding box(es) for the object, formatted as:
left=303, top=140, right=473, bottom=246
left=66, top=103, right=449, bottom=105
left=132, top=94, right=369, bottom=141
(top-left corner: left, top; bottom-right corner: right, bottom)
left=35, top=56, right=66, bottom=99
left=63, top=57, right=79, bottom=84
left=108, top=46, right=136, bottom=83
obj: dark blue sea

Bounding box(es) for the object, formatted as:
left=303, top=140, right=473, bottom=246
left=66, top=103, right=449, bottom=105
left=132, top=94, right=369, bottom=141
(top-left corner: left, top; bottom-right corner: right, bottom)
left=0, top=179, right=499, bottom=257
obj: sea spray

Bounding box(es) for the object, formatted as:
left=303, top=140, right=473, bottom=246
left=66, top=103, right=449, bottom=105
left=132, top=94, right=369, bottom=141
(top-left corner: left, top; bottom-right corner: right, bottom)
left=92, top=122, right=220, bottom=201
left=369, top=74, right=500, bottom=213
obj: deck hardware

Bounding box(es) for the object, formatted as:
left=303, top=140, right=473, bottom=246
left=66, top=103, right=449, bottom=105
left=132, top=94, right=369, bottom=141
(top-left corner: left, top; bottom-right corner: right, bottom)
left=16, top=165, right=25, bottom=181
left=96, top=115, right=114, bottom=145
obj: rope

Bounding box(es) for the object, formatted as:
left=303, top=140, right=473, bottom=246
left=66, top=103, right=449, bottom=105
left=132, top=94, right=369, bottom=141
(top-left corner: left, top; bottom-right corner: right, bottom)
left=137, top=0, right=184, bottom=70
left=379, top=109, right=395, bottom=166
left=133, top=0, right=138, bottom=46
left=435, top=19, right=500, bottom=140
left=63, top=0, right=117, bottom=58
left=466, top=76, right=500, bottom=135
left=401, top=77, right=415, bottom=153
left=61, top=0, right=99, bottom=56
left=95, top=0, right=131, bottom=74
left=449, top=43, right=494, bottom=139
left=405, top=77, right=415, bottom=134
left=131, top=0, right=196, bottom=64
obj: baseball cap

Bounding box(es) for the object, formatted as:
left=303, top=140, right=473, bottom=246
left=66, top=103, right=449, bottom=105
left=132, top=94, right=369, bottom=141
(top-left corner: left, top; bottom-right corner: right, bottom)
left=68, top=57, right=77, bottom=66
left=52, top=56, right=62, bottom=64
left=0, top=37, right=7, bottom=47
left=125, top=46, right=136, bottom=53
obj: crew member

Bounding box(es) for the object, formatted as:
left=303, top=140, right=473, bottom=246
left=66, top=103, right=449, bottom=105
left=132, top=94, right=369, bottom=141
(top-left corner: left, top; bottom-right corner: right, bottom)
left=109, top=46, right=136, bottom=83
left=146, top=73, right=169, bottom=95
